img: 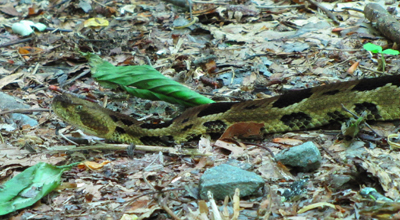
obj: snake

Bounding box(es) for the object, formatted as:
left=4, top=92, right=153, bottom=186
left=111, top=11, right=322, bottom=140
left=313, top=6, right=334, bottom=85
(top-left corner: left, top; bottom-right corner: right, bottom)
left=52, top=75, right=400, bottom=146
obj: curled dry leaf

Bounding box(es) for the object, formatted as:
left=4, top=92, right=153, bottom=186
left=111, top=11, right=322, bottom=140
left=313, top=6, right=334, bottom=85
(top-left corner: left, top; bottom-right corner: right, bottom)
left=220, top=122, right=264, bottom=140
left=78, top=160, right=111, bottom=170
left=347, top=61, right=359, bottom=74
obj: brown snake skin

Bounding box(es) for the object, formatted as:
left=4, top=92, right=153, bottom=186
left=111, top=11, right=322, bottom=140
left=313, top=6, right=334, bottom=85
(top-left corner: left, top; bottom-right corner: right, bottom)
left=52, top=75, right=400, bottom=145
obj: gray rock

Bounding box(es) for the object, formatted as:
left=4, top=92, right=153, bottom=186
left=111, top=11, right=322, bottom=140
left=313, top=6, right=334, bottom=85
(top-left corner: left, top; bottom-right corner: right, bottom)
left=275, top=141, right=321, bottom=172
left=329, top=174, right=352, bottom=190
left=0, top=92, right=29, bottom=110
left=11, top=113, right=38, bottom=127
left=199, top=164, right=264, bottom=200
left=0, top=92, right=38, bottom=129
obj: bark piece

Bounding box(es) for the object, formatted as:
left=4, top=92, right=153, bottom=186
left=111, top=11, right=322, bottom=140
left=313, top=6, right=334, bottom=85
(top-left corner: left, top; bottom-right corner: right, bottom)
left=364, top=3, right=400, bottom=44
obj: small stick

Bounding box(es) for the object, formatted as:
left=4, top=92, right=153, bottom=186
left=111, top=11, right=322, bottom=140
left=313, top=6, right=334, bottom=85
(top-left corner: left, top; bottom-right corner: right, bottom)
left=0, top=108, right=50, bottom=115
left=192, top=0, right=228, bottom=4
left=47, top=143, right=212, bottom=156
left=305, top=0, right=340, bottom=24
left=257, top=5, right=304, bottom=9
left=0, top=38, right=33, bottom=48
left=358, top=66, right=386, bottom=75
left=159, top=194, right=181, bottom=220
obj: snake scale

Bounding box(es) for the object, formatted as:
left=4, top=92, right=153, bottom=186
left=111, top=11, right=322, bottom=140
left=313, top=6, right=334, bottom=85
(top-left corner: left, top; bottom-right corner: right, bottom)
left=52, top=75, right=400, bottom=146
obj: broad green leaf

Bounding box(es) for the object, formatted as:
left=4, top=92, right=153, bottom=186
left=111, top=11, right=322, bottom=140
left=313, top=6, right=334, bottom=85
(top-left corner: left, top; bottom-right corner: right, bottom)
left=382, top=49, right=400, bottom=55
left=81, top=52, right=214, bottom=107
left=363, top=43, right=382, bottom=54
left=0, top=162, right=78, bottom=216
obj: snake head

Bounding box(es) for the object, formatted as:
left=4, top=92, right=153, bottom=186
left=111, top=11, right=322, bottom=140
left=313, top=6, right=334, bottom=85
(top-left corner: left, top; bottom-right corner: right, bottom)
left=52, top=94, right=116, bottom=138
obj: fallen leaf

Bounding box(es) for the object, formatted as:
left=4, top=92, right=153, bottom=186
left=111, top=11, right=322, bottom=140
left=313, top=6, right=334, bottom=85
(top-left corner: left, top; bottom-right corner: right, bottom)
left=214, top=140, right=244, bottom=157
left=84, top=17, right=109, bottom=28
left=272, top=138, right=303, bottom=146
left=347, top=61, right=359, bottom=74
left=0, top=5, right=21, bottom=16
left=18, top=46, right=43, bottom=55
left=220, top=122, right=264, bottom=140
left=79, top=160, right=111, bottom=170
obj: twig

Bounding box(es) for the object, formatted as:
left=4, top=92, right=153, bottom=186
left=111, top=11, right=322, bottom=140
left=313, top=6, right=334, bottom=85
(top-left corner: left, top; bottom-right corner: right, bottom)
left=159, top=194, right=181, bottom=220
left=0, top=108, right=50, bottom=115
left=0, top=38, right=33, bottom=48
left=43, top=27, right=72, bottom=33
left=92, top=0, right=107, bottom=7
left=321, top=48, right=363, bottom=51
left=305, top=0, right=340, bottom=24
left=341, top=7, right=364, bottom=13
left=119, top=188, right=185, bottom=219
left=192, top=0, right=228, bottom=4
left=143, top=172, right=156, bottom=191
left=256, top=4, right=304, bottom=9
left=62, top=68, right=91, bottom=86
left=320, top=145, right=345, bottom=165
left=174, top=16, right=198, bottom=29
left=47, top=143, right=212, bottom=156
left=57, top=127, right=80, bottom=146
left=358, top=65, right=386, bottom=75
left=208, top=191, right=222, bottom=220
left=326, top=56, right=355, bottom=69
left=132, top=47, right=152, bottom=66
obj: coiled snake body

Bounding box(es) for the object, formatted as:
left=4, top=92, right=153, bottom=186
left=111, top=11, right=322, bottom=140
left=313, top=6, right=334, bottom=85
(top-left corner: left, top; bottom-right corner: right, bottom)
left=52, top=75, right=400, bottom=145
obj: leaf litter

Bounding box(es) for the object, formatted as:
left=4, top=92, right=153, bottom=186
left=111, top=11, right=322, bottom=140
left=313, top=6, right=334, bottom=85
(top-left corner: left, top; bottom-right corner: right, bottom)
left=2, top=0, right=400, bottom=218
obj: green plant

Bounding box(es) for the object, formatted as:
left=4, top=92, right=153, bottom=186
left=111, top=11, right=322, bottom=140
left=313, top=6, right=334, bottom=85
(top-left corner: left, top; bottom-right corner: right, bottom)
left=363, top=43, right=400, bottom=72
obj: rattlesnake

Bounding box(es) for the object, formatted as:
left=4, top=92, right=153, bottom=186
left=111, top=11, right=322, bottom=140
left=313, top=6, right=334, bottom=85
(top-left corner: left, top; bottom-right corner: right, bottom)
left=52, top=75, right=400, bottom=145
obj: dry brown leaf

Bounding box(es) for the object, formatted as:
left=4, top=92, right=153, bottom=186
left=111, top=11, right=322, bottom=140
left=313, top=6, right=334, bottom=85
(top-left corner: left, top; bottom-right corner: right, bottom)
left=199, top=200, right=209, bottom=214
left=0, top=5, right=21, bottom=16
left=79, top=160, right=111, bottom=170
left=232, top=188, right=240, bottom=220
left=18, top=46, right=43, bottom=55
left=297, top=202, right=336, bottom=214
left=205, top=60, right=217, bottom=73
left=0, top=72, right=24, bottom=90
left=214, top=140, right=244, bottom=157
left=220, top=122, right=264, bottom=140
left=272, top=138, right=303, bottom=146
left=347, top=61, right=359, bottom=74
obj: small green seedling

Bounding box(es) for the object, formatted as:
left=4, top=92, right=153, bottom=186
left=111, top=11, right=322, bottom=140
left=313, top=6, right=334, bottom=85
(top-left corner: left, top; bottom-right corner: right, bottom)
left=363, top=43, right=400, bottom=72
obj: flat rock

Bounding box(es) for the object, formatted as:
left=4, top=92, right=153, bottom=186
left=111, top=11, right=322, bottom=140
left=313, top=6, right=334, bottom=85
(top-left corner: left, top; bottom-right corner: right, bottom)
left=199, top=164, right=264, bottom=200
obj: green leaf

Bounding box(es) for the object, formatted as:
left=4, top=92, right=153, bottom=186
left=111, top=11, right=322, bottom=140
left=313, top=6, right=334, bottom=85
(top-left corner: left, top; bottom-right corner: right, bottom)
left=0, top=162, right=78, bottom=216
left=363, top=43, right=382, bottom=54
left=82, top=52, right=215, bottom=107
left=341, top=112, right=366, bottom=138
left=382, top=49, right=400, bottom=55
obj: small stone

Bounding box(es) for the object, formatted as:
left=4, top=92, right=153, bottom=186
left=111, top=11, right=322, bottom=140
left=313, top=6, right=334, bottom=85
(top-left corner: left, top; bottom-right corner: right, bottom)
left=199, top=164, right=264, bottom=200
left=275, top=141, right=321, bottom=172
